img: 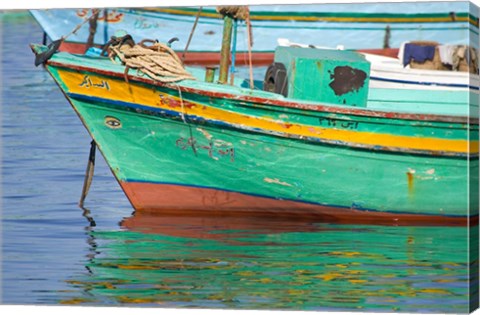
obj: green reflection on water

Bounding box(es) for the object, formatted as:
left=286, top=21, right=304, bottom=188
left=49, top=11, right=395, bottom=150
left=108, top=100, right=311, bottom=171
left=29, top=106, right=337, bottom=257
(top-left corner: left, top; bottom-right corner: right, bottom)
left=63, top=215, right=470, bottom=312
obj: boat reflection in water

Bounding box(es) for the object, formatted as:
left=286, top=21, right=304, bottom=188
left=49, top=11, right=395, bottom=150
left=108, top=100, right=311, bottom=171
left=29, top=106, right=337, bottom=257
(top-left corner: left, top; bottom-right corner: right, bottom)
left=61, top=211, right=472, bottom=313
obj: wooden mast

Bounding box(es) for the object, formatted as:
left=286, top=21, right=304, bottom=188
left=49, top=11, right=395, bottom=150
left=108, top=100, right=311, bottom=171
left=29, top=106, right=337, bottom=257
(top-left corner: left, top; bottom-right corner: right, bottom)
left=216, top=6, right=249, bottom=84
left=218, top=14, right=234, bottom=84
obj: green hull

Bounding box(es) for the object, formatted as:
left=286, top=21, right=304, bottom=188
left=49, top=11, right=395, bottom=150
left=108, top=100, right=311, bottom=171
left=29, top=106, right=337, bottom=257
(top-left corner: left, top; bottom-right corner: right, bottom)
left=31, top=45, right=478, bottom=222
left=368, top=88, right=479, bottom=117
left=71, top=97, right=470, bottom=217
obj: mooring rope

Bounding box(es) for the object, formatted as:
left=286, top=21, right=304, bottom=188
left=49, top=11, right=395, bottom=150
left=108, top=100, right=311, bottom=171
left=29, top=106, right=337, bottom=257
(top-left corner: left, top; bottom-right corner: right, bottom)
left=63, top=9, right=101, bottom=41
left=175, top=84, right=188, bottom=124
left=85, top=10, right=100, bottom=52
left=109, top=39, right=196, bottom=83
left=182, top=6, right=203, bottom=63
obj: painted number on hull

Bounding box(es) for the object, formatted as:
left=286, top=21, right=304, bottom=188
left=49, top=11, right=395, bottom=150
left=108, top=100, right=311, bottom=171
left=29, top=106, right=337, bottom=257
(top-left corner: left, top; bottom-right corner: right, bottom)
left=319, top=117, right=359, bottom=129
left=176, top=136, right=235, bottom=162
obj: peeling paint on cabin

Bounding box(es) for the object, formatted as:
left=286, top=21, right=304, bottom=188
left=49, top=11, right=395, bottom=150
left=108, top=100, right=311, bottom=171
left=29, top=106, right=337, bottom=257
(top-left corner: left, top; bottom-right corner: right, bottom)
left=328, top=66, right=367, bottom=96
left=263, top=177, right=293, bottom=187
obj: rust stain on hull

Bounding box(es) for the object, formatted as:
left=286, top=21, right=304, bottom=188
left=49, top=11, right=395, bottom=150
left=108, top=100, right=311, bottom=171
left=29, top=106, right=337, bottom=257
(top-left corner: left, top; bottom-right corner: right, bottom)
left=407, top=170, right=415, bottom=197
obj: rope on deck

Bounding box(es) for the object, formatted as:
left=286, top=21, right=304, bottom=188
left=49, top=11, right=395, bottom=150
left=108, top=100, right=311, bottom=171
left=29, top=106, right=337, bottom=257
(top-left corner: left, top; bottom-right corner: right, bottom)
left=110, top=38, right=196, bottom=83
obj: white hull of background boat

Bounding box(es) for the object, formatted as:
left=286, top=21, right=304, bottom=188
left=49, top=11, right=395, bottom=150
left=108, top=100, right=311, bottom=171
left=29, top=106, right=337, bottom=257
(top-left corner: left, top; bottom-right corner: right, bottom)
left=30, top=2, right=477, bottom=53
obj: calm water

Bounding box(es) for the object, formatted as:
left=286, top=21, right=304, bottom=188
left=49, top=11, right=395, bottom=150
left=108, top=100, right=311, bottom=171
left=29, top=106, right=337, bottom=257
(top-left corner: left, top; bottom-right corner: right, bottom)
left=0, top=12, right=475, bottom=313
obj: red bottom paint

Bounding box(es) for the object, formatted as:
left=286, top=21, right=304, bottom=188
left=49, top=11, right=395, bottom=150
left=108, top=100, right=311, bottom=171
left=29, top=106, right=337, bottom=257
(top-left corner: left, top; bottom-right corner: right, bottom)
left=119, top=181, right=475, bottom=227
left=59, top=42, right=399, bottom=67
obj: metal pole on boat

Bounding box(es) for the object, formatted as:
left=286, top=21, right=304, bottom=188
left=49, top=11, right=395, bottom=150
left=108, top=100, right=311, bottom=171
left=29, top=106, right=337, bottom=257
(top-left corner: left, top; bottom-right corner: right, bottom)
left=103, top=9, right=109, bottom=45
left=218, top=14, right=234, bottom=84
left=229, top=19, right=238, bottom=85
left=383, top=25, right=391, bottom=49
left=245, top=9, right=254, bottom=89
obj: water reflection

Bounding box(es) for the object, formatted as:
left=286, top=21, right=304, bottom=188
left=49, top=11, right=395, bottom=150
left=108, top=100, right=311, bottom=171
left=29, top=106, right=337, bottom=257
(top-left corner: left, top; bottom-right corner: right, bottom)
left=80, top=206, right=97, bottom=227
left=63, top=212, right=470, bottom=312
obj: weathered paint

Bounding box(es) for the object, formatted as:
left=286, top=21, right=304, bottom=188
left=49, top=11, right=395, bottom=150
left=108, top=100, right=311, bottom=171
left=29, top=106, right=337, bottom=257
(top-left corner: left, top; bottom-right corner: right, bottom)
left=204, top=67, right=217, bottom=83
left=218, top=15, right=233, bottom=84
left=329, top=66, right=368, bottom=96
left=119, top=182, right=471, bottom=226
left=407, top=169, right=415, bottom=200
left=64, top=96, right=472, bottom=219
left=46, top=59, right=477, bottom=124
left=34, top=45, right=478, bottom=222
left=51, top=67, right=476, bottom=157
left=274, top=47, right=370, bottom=106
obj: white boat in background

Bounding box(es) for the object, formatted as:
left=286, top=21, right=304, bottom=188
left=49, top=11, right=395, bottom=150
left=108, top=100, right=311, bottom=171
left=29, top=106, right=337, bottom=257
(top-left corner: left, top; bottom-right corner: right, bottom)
left=30, top=2, right=477, bottom=65
left=276, top=38, right=479, bottom=117
left=31, top=3, right=479, bottom=117
left=278, top=38, right=479, bottom=93
left=364, top=52, right=479, bottom=117
left=364, top=53, right=479, bottom=92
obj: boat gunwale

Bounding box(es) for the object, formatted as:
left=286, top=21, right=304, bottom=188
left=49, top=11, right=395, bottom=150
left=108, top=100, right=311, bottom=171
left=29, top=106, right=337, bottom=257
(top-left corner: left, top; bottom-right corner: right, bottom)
left=139, top=7, right=479, bottom=27
left=46, top=59, right=479, bottom=126
left=63, top=92, right=477, bottom=158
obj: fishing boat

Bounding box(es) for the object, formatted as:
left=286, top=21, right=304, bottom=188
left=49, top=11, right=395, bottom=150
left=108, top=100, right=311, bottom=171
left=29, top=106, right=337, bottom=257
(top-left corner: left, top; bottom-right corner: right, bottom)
left=30, top=1, right=478, bottom=65
left=31, top=7, right=478, bottom=226
left=365, top=51, right=480, bottom=116
left=277, top=38, right=480, bottom=116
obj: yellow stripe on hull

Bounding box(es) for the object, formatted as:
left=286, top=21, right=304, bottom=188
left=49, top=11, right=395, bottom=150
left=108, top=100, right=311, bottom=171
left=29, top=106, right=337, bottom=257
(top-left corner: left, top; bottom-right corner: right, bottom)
left=57, top=70, right=476, bottom=155
left=147, top=8, right=476, bottom=26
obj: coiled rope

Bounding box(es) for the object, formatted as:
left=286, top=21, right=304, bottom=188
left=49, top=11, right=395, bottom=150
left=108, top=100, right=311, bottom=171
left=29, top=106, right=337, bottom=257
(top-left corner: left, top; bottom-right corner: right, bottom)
left=109, top=38, right=196, bottom=83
